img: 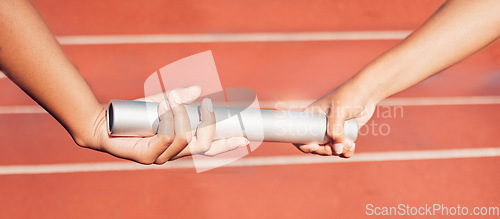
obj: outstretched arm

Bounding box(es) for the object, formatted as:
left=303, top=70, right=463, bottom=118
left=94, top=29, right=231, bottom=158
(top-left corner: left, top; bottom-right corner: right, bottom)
left=0, top=0, right=247, bottom=163
left=353, top=0, right=500, bottom=103
left=296, top=0, right=500, bottom=157
left=0, top=0, right=101, bottom=145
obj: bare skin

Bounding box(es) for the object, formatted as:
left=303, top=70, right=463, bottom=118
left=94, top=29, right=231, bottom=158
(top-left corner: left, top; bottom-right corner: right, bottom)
left=0, top=0, right=248, bottom=164
left=296, top=0, right=500, bottom=158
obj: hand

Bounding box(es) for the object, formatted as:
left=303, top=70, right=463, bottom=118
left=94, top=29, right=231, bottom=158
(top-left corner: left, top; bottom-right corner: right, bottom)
left=295, top=82, right=378, bottom=158
left=78, top=86, right=250, bottom=164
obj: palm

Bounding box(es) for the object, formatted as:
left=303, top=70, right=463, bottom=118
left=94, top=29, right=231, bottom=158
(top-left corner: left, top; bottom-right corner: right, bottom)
left=85, top=86, right=249, bottom=164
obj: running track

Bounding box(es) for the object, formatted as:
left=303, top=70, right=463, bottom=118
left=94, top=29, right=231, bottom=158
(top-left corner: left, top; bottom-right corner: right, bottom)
left=0, top=0, right=499, bottom=218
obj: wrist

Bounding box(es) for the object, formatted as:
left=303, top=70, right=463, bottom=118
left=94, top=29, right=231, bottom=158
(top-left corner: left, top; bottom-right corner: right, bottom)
left=343, top=73, right=384, bottom=107
left=348, top=51, right=409, bottom=105
left=72, top=106, right=107, bottom=148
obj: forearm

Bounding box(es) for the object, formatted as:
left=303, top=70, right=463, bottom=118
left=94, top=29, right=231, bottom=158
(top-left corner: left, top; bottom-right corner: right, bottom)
left=349, top=0, right=500, bottom=103
left=0, top=0, right=102, bottom=144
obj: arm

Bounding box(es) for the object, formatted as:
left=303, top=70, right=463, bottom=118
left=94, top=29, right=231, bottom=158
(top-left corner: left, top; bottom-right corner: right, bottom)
left=297, top=0, right=500, bottom=157
left=354, top=0, right=500, bottom=103
left=0, top=0, right=247, bottom=163
left=0, top=0, right=101, bottom=145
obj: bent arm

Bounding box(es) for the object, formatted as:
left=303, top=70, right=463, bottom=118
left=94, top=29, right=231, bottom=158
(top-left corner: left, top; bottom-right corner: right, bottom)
left=0, top=0, right=102, bottom=145
left=0, top=0, right=248, bottom=163
left=297, top=0, right=500, bottom=157
left=349, top=0, right=500, bottom=104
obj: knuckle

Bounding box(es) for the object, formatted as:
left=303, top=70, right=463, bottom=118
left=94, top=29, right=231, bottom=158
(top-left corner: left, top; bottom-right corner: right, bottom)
left=158, top=135, right=175, bottom=144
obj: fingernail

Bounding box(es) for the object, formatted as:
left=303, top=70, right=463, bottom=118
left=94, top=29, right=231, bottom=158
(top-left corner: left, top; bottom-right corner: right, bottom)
left=203, top=98, right=213, bottom=112
left=228, top=137, right=249, bottom=147
left=343, top=140, right=355, bottom=151
left=333, top=143, right=343, bottom=155
left=236, top=137, right=249, bottom=147
left=349, top=142, right=356, bottom=151
left=170, top=90, right=182, bottom=104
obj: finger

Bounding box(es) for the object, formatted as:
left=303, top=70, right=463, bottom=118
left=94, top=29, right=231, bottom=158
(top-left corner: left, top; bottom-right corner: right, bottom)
left=295, top=100, right=331, bottom=154
left=157, top=100, right=174, bottom=136
left=332, top=143, right=344, bottom=156
left=204, top=137, right=249, bottom=156
left=341, top=142, right=356, bottom=158
left=152, top=100, right=176, bottom=164
left=327, top=103, right=346, bottom=155
left=102, top=134, right=175, bottom=165
left=338, top=134, right=356, bottom=158
left=310, top=144, right=334, bottom=156
left=136, top=85, right=202, bottom=103
left=155, top=90, right=193, bottom=163
left=173, top=98, right=217, bottom=157
left=289, top=98, right=337, bottom=154
left=193, top=98, right=216, bottom=154
left=294, top=143, right=321, bottom=153
left=101, top=104, right=175, bottom=164
left=169, top=136, right=198, bottom=160
left=171, top=136, right=249, bottom=159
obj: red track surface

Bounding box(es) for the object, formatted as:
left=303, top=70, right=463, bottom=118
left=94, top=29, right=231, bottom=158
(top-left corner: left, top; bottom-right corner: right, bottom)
left=0, top=0, right=499, bottom=218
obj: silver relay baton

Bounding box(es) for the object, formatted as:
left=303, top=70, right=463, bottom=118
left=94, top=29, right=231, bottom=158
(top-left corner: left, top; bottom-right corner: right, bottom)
left=107, top=100, right=358, bottom=144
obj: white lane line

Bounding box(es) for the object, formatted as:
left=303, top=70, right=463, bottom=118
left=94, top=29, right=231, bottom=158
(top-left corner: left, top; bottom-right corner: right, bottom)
left=0, top=147, right=499, bottom=175
left=379, top=96, right=500, bottom=106
left=0, top=96, right=499, bottom=114
left=0, top=105, right=47, bottom=114
left=266, top=96, right=500, bottom=109
left=56, top=31, right=411, bottom=45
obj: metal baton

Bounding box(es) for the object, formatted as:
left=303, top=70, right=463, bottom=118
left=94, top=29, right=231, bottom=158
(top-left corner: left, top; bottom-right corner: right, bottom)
left=107, top=100, right=358, bottom=144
